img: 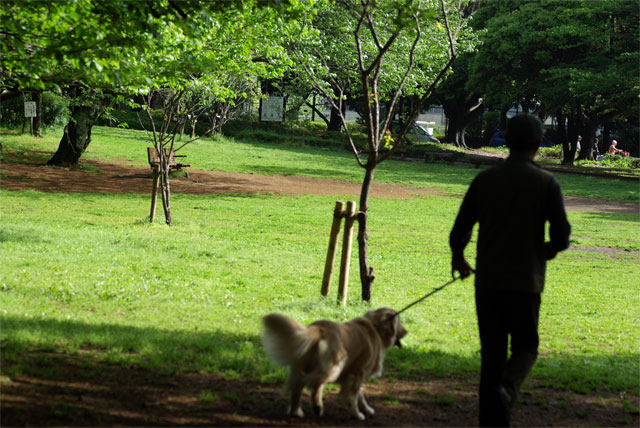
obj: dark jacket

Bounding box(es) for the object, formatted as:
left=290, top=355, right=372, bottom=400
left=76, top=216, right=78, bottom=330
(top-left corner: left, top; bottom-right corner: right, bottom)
left=450, top=153, right=571, bottom=293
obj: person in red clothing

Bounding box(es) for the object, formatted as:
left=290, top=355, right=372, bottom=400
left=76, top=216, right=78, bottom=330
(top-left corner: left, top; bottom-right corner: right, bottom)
left=450, top=114, right=571, bottom=427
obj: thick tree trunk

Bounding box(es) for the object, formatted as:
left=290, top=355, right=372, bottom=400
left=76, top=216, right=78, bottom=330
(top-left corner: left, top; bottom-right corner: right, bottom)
left=328, top=103, right=343, bottom=132
left=556, top=110, right=567, bottom=145
left=602, top=122, right=611, bottom=150
left=455, top=128, right=466, bottom=147
left=444, top=98, right=482, bottom=148
left=499, top=110, right=508, bottom=130
left=327, top=86, right=346, bottom=132
left=31, top=91, right=42, bottom=137
left=46, top=105, right=101, bottom=166
left=358, top=164, right=376, bottom=301
left=562, top=105, right=582, bottom=165
left=577, top=117, right=597, bottom=161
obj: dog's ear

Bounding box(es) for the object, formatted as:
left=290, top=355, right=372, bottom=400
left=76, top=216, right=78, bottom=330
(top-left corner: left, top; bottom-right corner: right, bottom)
left=374, top=309, right=402, bottom=348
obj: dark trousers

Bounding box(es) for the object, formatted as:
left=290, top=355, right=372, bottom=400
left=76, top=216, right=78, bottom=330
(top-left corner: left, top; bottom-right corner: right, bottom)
left=475, top=288, right=541, bottom=427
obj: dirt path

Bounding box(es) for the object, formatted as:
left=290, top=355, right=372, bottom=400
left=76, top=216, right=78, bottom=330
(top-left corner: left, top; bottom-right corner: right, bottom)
left=1, top=154, right=637, bottom=214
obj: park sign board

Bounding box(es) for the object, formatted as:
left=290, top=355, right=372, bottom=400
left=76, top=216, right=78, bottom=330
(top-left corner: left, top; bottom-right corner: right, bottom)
left=24, top=101, right=37, bottom=118
left=260, top=96, right=284, bottom=122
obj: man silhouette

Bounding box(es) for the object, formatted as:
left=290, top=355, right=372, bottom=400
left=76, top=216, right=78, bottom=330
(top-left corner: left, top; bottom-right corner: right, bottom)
left=449, top=114, right=571, bottom=426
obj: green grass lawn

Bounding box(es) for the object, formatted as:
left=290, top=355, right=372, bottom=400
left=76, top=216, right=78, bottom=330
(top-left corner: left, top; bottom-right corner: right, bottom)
left=1, top=126, right=639, bottom=394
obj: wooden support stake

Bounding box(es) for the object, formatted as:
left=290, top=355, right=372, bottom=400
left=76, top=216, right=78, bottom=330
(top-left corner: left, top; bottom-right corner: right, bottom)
left=150, top=166, right=160, bottom=223
left=337, top=201, right=356, bottom=306
left=321, top=201, right=345, bottom=296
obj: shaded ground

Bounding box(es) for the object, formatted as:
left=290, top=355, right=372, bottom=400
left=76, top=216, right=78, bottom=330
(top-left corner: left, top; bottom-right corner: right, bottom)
left=1, top=151, right=639, bottom=426
left=1, top=351, right=638, bottom=427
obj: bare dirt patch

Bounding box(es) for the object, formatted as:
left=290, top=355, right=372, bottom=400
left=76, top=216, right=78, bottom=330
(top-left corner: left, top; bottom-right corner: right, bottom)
left=1, top=153, right=637, bottom=214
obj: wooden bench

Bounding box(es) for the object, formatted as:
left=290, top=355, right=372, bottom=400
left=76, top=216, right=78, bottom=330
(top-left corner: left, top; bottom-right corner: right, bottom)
left=147, top=147, right=191, bottom=171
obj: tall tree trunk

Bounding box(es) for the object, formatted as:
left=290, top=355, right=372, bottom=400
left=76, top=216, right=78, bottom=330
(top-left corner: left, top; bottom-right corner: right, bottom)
left=556, top=110, right=567, bottom=145
left=31, top=91, right=42, bottom=137
left=444, top=98, right=482, bottom=148
left=455, top=128, right=467, bottom=148
left=328, top=103, right=343, bottom=132
left=499, top=109, right=508, bottom=130
left=563, top=104, right=582, bottom=165
left=327, top=86, right=345, bottom=132
left=602, top=122, right=611, bottom=150
left=358, top=164, right=376, bottom=301
left=443, top=100, right=458, bottom=143
left=577, top=116, right=597, bottom=161
left=46, top=105, right=101, bottom=166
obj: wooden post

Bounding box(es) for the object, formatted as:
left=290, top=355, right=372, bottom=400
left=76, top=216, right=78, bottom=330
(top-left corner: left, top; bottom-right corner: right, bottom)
left=337, top=201, right=356, bottom=306
left=321, top=201, right=345, bottom=296
left=150, top=166, right=160, bottom=223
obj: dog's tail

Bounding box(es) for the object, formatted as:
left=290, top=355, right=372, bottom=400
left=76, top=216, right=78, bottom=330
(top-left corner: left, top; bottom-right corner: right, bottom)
left=262, top=313, right=319, bottom=366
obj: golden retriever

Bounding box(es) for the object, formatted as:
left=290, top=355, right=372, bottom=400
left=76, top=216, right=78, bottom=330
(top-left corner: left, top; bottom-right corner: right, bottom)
left=261, top=307, right=406, bottom=420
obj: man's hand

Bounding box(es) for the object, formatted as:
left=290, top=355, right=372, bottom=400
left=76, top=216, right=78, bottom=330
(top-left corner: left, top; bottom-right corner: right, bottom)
left=544, top=242, right=558, bottom=260
left=451, top=258, right=474, bottom=279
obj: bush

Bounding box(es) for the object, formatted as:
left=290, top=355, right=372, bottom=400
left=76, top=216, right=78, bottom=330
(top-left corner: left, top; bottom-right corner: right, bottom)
left=538, top=144, right=563, bottom=160
left=580, top=153, right=640, bottom=170
left=97, top=108, right=164, bottom=131
left=222, top=119, right=368, bottom=151
left=0, top=92, right=69, bottom=129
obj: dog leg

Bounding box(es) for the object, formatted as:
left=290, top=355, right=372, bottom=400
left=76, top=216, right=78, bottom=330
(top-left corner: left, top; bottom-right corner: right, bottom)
left=349, top=392, right=366, bottom=420
left=358, top=389, right=375, bottom=416
left=311, top=382, right=326, bottom=416
left=286, top=372, right=304, bottom=418
left=341, top=376, right=366, bottom=420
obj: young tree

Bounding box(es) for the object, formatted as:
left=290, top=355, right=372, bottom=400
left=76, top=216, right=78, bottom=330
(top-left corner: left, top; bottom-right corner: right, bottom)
left=288, top=0, right=474, bottom=300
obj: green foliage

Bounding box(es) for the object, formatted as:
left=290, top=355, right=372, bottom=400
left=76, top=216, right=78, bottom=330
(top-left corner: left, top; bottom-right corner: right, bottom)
left=96, top=108, right=164, bottom=132
left=578, top=154, right=640, bottom=170
left=0, top=92, right=69, bottom=129
left=469, top=0, right=638, bottom=123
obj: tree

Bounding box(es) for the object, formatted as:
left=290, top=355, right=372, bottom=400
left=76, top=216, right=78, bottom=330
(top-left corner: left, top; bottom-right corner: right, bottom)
left=288, top=0, right=474, bottom=300
left=1, top=0, right=180, bottom=165
left=468, top=0, right=639, bottom=163
left=1, top=0, right=292, bottom=167
left=436, top=54, right=484, bottom=147
left=135, top=3, right=294, bottom=225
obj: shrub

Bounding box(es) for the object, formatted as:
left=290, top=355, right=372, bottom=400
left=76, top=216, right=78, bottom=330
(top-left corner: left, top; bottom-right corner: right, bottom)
left=580, top=153, right=640, bottom=170
left=0, top=92, right=69, bottom=129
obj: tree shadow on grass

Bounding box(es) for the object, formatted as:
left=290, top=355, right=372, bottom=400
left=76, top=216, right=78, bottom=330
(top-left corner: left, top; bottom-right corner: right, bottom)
left=2, top=315, right=638, bottom=392
left=1, top=315, right=638, bottom=427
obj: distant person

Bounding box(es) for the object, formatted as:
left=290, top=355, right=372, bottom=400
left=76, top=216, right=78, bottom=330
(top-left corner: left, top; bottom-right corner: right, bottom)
left=609, top=139, right=622, bottom=155
left=575, top=135, right=582, bottom=159
left=593, top=138, right=600, bottom=160
left=449, top=114, right=571, bottom=427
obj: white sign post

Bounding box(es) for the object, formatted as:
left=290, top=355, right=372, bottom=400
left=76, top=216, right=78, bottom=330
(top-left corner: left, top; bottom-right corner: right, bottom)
left=260, top=96, right=284, bottom=122
left=24, top=101, right=37, bottom=136
left=24, top=101, right=37, bottom=118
